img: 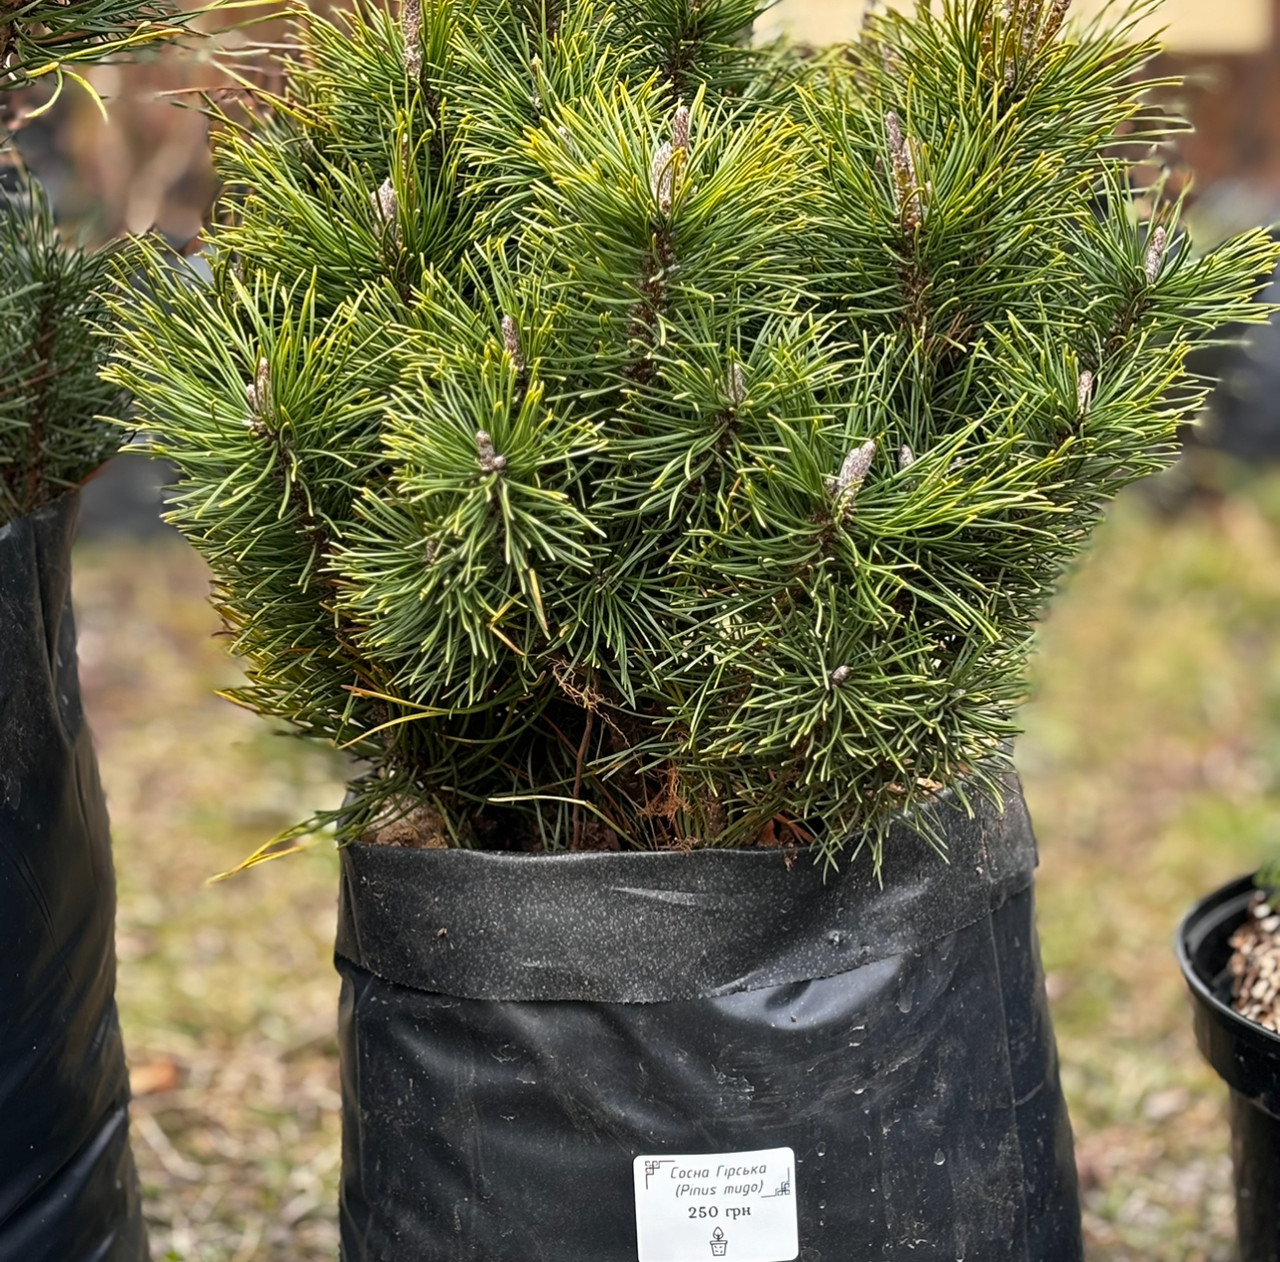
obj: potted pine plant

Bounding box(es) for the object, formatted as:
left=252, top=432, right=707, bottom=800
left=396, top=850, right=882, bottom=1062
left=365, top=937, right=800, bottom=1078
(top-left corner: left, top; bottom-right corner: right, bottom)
left=0, top=3, right=188, bottom=1257
left=1179, top=868, right=1280, bottom=1261
left=110, top=0, right=1277, bottom=1256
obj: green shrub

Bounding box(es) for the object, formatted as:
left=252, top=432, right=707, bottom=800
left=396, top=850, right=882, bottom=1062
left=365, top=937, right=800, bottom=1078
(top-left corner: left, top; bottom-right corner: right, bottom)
left=109, top=0, right=1278, bottom=866
left=0, top=0, right=184, bottom=523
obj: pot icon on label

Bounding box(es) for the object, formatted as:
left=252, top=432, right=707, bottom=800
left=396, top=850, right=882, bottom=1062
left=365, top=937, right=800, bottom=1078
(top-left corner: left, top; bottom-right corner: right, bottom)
left=709, top=1227, right=728, bottom=1257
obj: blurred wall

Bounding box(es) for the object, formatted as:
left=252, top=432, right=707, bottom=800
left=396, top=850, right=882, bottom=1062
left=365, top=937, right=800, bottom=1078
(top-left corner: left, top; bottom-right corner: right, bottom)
left=12, top=8, right=288, bottom=246
left=16, top=0, right=1280, bottom=244
left=769, top=0, right=1280, bottom=228
left=767, top=0, right=1271, bottom=52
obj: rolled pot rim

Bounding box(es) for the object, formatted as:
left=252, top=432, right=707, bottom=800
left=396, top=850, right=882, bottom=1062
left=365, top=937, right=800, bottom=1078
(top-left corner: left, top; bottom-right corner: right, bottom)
left=1176, top=870, right=1280, bottom=1049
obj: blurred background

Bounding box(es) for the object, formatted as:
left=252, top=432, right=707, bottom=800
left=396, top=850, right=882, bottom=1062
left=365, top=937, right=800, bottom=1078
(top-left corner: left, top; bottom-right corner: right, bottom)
left=20, top=0, right=1280, bottom=1256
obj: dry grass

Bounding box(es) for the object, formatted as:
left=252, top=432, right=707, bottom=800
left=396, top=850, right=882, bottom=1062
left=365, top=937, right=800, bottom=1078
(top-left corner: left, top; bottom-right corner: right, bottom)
left=73, top=478, right=1280, bottom=1259
left=74, top=547, right=347, bottom=1261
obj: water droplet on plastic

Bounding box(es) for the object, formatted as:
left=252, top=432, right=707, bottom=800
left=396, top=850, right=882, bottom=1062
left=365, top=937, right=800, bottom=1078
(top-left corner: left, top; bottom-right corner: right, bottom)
left=934, top=1149, right=946, bottom=1166
left=897, top=989, right=914, bottom=1014
left=827, top=930, right=843, bottom=945
left=818, top=1200, right=826, bottom=1211
left=853, top=1084, right=866, bottom=1094
left=815, top=1141, right=827, bottom=1158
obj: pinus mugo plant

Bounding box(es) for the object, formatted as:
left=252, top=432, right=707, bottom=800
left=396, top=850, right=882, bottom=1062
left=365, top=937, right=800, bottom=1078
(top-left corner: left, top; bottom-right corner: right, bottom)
left=0, top=0, right=183, bottom=524
left=110, top=0, right=1277, bottom=870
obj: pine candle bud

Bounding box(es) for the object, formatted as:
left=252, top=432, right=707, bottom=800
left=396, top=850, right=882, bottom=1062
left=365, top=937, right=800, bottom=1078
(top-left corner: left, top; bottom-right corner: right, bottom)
left=402, top=0, right=423, bottom=77
left=898, top=444, right=915, bottom=470
left=650, top=106, right=690, bottom=216
left=726, top=362, right=747, bottom=408
left=1077, top=370, right=1094, bottom=414
left=885, top=113, right=923, bottom=231
left=831, top=439, right=876, bottom=516
left=371, top=178, right=400, bottom=244
left=501, top=315, right=524, bottom=372
left=1144, top=226, right=1168, bottom=284
left=245, top=358, right=271, bottom=435
left=650, top=142, right=674, bottom=215
left=830, top=665, right=852, bottom=687
left=672, top=104, right=690, bottom=154
left=476, top=430, right=507, bottom=474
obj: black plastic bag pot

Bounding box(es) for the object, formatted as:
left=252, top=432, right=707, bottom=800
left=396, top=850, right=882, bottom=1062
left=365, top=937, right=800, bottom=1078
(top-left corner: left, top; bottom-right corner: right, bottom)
left=0, top=493, right=147, bottom=1262
left=1178, top=873, right=1280, bottom=1262
left=336, top=777, right=1082, bottom=1261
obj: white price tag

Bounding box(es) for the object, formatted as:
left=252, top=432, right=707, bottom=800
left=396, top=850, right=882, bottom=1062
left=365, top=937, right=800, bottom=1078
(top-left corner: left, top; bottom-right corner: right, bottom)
left=633, top=1147, right=799, bottom=1262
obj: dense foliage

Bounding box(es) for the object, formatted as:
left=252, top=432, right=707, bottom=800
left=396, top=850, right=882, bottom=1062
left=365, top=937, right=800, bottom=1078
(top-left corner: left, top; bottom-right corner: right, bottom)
left=0, top=0, right=181, bottom=525
left=0, top=186, right=133, bottom=521
left=110, top=0, right=1277, bottom=866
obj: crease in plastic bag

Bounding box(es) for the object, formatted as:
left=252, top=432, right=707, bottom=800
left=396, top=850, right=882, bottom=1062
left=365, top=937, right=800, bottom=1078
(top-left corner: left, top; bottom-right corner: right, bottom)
left=0, top=493, right=147, bottom=1262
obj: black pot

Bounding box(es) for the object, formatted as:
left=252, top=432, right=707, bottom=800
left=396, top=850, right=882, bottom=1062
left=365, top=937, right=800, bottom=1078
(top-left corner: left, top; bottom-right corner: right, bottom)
left=0, top=493, right=147, bottom=1261
left=335, top=775, right=1082, bottom=1261
left=1179, top=873, right=1280, bottom=1262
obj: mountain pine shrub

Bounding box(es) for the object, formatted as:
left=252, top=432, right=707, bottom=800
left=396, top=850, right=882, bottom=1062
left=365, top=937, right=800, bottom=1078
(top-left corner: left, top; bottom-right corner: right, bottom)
left=109, top=0, right=1279, bottom=867
left=0, top=0, right=185, bottom=523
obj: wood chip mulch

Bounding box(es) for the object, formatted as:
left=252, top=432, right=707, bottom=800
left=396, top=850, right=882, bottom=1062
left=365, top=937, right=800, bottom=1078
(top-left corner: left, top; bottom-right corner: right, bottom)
left=1229, top=892, right=1280, bottom=1032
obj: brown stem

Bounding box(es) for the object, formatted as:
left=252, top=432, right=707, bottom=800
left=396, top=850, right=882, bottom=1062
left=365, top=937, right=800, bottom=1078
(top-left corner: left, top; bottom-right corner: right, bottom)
left=571, top=705, right=594, bottom=850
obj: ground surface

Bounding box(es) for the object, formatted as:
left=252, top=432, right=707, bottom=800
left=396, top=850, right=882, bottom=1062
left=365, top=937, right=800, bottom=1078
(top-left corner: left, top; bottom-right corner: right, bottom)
left=75, top=479, right=1280, bottom=1260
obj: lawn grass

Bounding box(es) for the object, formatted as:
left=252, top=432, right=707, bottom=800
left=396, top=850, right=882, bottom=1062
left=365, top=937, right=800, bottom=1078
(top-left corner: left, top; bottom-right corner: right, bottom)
left=73, top=478, right=1280, bottom=1259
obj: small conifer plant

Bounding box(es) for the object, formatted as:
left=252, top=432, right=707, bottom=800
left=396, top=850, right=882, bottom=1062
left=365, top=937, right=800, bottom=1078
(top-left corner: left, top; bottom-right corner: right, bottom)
left=110, top=0, right=1277, bottom=867
left=0, top=0, right=184, bottom=523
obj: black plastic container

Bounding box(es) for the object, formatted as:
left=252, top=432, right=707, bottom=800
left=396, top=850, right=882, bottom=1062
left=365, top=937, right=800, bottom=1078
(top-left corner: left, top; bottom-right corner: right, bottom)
left=0, top=493, right=147, bottom=1261
left=336, top=776, right=1082, bottom=1262
left=1179, top=873, right=1280, bottom=1262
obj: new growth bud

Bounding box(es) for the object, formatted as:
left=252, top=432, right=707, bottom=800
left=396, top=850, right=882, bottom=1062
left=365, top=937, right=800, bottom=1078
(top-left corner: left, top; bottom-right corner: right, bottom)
left=839, top=440, right=876, bottom=492
left=650, top=141, right=675, bottom=215
left=245, top=358, right=271, bottom=436
left=830, top=665, right=852, bottom=687
left=898, top=444, right=915, bottom=470
left=1077, top=370, right=1094, bottom=415
left=650, top=106, right=690, bottom=216
left=476, top=430, right=507, bottom=475
left=885, top=112, right=923, bottom=231
left=830, top=439, right=876, bottom=517
left=372, top=178, right=400, bottom=245
left=501, top=315, right=524, bottom=373
left=725, top=362, right=747, bottom=408
left=402, top=0, right=422, bottom=78
left=672, top=104, right=690, bottom=153
left=1144, top=225, right=1168, bottom=284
